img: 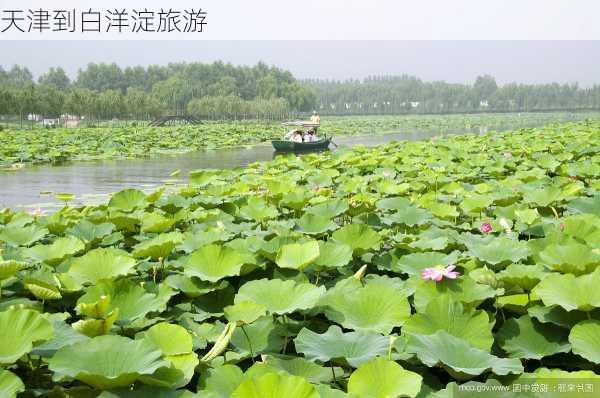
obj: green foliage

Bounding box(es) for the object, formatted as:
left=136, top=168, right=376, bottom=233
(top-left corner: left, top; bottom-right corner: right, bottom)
left=0, top=120, right=599, bottom=396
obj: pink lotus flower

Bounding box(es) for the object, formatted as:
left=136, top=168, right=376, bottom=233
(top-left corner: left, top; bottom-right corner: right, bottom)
left=29, top=207, right=45, bottom=216
left=421, top=265, right=460, bottom=282
left=480, top=222, right=493, bottom=234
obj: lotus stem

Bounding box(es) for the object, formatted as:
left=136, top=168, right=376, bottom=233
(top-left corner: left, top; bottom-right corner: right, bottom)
left=241, top=325, right=255, bottom=363
left=330, top=363, right=337, bottom=384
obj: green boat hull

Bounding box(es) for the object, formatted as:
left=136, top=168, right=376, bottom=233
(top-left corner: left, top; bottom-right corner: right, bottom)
left=271, top=138, right=331, bottom=152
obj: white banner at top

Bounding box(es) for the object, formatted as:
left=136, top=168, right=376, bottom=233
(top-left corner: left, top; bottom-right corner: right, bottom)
left=0, top=0, right=598, bottom=40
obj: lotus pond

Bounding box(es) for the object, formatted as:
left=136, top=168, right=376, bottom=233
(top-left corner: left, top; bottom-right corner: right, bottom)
left=0, top=120, right=600, bottom=397
left=1, top=112, right=596, bottom=169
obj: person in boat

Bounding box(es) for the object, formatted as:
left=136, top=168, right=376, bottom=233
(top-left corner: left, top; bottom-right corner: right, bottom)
left=290, top=130, right=304, bottom=143
left=305, top=129, right=317, bottom=142
left=284, top=129, right=302, bottom=141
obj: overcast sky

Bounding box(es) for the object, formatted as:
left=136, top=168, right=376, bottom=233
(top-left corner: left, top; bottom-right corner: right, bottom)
left=1, top=40, right=599, bottom=86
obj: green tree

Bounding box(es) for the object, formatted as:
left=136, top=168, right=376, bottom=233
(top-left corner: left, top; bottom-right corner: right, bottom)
left=38, top=67, right=71, bottom=90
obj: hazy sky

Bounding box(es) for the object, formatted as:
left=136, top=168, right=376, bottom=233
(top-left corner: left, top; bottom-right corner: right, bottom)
left=1, top=41, right=599, bottom=86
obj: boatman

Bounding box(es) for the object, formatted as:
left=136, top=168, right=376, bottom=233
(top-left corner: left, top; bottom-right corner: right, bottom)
left=310, top=111, right=321, bottom=134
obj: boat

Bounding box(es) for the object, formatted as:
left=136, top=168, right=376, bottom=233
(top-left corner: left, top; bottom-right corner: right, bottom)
left=271, top=137, right=332, bottom=152
left=271, top=121, right=332, bottom=152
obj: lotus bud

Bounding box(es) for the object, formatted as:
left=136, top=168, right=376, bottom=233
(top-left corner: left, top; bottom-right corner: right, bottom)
left=499, top=218, right=512, bottom=234
left=353, top=265, right=368, bottom=281
left=201, top=322, right=237, bottom=362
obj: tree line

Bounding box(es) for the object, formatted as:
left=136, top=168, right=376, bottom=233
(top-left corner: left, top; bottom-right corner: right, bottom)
left=0, top=62, right=316, bottom=122
left=2, top=63, right=600, bottom=123
left=303, top=75, right=600, bottom=115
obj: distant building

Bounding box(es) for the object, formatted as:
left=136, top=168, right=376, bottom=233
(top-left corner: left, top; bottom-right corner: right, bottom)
left=42, top=118, right=59, bottom=127
left=480, top=100, right=489, bottom=108
left=27, top=114, right=42, bottom=122
left=60, top=114, right=81, bottom=128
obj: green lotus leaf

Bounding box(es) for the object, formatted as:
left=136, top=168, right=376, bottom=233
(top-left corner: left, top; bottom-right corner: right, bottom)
left=108, top=189, right=147, bottom=212
left=280, top=190, right=312, bottom=211
left=406, top=331, right=523, bottom=379
left=403, top=295, right=494, bottom=351
left=225, top=301, right=267, bottom=324
left=313, top=241, right=353, bottom=268
left=515, top=208, right=540, bottom=225
left=465, top=236, right=530, bottom=267
left=460, top=195, right=493, bottom=215
left=409, top=226, right=456, bottom=251
left=384, top=205, right=433, bottom=227
left=77, top=279, right=173, bottom=326
left=497, top=263, right=547, bottom=291
left=0, top=370, right=24, bottom=398
left=178, top=228, right=234, bottom=254
left=198, top=364, right=244, bottom=398
left=231, top=372, right=318, bottom=398
left=295, top=213, right=337, bottom=234
left=48, top=335, right=168, bottom=389
left=332, top=224, right=381, bottom=254
left=536, top=239, right=600, bottom=274
left=230, top=316, right=283, bottom=356
left=235, top=279, right=325, bottom=315
left=67, top=248, right=137, bottom=286
left=315, top=385, right=353, bottom=398
left=376, top=197, right=411, bottom=211
left=320, top=277, right=410, bottom=334
left=140, top=322, right=199, bottom=388
left=411, top=276, right=502, bottom=313
left=518, top=367, right=600, bottom=381
left=569, top=320, right=600, bottom=364
left=294, top=325, right=389, bottom=367
left=109, top=211, right=142, bottom=233
left=522, top=186, right=563, bottom=207
left=497, top=315, right=571, bottom=359
left=98, top=387, right=195, bottom=398
left=0, top=260, right=29, bottom=280
left=165, top=275, right=229, bottom=298
left=567, top=195, right=600, bottom=216
left=0, top=308, right=54, bottom=364
left=25, top=236, right=85, bottom=266
left=184, top=244, right=246, bottom=282
left=532, top=269, right=600, bottom=312
left=393, top=251, right=459, bottom=276
left=239, top=197, right=278, bottom=221
left=528, top=305, right=592, bottom=329
left=263, top=356, right=342, bottom=384
left=347, top=357, right=422, bottom=398
left=305, top=199, right=348, bottom=219
left=141, top=212, right=176, bottom=233
left=66, top=220, right=115, bottom=245
left=422, top=201, right=459, bottom=219
left=56, top=192, right=75, bottom=202
left=23, top=268, right=62, bottom=300
left=132, top=231, right=184, bottom=259
left=275, top=240, right=320, bottom=270
left=0, top=224, right=48, bottom=247
left=562, top=214, right=600, bottom=247
left=32, top=313, right=89, bottom=357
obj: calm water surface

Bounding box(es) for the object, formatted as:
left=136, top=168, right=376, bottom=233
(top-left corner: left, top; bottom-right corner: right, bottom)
left=0, top=126, right=522, bottom=209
